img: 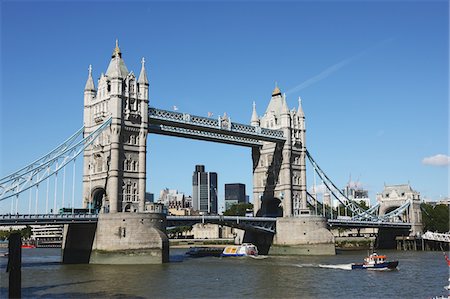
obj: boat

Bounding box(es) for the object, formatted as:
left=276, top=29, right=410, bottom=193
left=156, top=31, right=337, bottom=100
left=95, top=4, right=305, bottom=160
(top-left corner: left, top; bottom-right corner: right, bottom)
left=221, top=243, right=258, bottom=257
left=186, top=247, right=223, bottom=258
left=351, top=252, right=398, bottom=270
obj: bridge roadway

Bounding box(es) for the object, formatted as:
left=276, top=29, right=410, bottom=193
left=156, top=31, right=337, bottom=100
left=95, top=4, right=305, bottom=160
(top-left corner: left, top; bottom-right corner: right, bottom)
left=0, top=214, right=412, bottom=231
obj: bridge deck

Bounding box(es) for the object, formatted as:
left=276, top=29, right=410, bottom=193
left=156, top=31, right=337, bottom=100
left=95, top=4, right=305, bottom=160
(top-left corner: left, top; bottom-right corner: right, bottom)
left=0, top=214, right=412, bottom=231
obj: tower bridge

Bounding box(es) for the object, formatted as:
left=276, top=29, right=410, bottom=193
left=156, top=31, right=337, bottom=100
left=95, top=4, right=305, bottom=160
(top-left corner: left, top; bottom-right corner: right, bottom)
left=0, top=41, right=422, bottom=263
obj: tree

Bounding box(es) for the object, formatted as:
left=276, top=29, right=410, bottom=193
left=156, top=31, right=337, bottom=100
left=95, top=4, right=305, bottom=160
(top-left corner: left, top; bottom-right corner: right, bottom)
left=223, top=203, right=253, bottom=216
left=421, top=203, right=449, bottom=233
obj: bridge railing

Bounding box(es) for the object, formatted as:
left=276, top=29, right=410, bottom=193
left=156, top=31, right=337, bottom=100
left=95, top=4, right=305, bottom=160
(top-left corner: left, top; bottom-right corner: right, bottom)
left=422, top=231, right=450, bottom=243
left=0, top=214, right=99, bottom=226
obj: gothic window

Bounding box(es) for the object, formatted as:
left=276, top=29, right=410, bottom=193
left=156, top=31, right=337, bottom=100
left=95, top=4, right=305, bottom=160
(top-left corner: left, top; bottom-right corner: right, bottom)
left=126, top=182, right=132, bottom=201
left=107, top=83, right=111, bottom=93
left=130, top=135, right=135, bottom=145
left=132, top=183, right=138, bottom=201
left=130, top=81, right=135, bottom=93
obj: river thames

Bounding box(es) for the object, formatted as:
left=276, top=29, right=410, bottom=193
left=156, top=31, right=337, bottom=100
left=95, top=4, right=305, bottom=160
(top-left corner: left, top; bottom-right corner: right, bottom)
left=0, top=248, right=448, bottom=298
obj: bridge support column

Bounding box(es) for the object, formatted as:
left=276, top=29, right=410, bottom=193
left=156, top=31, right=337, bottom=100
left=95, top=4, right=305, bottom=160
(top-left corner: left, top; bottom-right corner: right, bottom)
left=270, top=216, right=335, bottom=255
left=89, top=213, right=169, bottom=264
left=376, top=227, right=410, bottom=249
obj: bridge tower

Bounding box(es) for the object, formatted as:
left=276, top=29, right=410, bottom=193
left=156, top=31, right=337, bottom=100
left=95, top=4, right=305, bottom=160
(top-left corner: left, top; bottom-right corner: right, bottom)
left=64, top=42, right=168, bottom=264
left=250, top=86, right=335, bottom=255
left=82, top=41, right=149, bottom=214
left=377, top=184, right=423, bottom=235
left=251, top=86, right=309, bottom=217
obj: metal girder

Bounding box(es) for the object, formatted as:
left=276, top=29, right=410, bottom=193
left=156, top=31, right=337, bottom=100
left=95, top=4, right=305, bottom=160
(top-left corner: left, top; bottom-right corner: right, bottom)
left=148, top=124, right=264, bottom=147
left=166, top=215, right=276, bottom=233
left=0, top=214, right=99, bottom=226
left=148, top=108, right=285, bottom=146
left=328, top=219, right=412, bottom=229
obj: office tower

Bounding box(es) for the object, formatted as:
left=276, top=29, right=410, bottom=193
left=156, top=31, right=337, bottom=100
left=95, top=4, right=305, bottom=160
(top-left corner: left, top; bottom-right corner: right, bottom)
left=225, top=183, right=246, bottom=211
left=192, top=165, right=218, bottom=214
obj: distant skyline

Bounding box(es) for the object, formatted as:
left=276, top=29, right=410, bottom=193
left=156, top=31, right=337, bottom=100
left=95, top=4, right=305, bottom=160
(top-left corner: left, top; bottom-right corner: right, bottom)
left=0, top=1, right=448, bottom=213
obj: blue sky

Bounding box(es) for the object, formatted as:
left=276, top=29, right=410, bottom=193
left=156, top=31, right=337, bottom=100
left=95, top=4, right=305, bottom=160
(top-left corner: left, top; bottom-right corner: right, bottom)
left=0, top=0, right=448, bottom=213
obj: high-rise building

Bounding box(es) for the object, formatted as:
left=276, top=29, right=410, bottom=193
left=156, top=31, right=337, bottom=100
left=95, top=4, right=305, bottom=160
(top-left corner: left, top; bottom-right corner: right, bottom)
left=225, top=183, right=246, bottom=211
left=192, top=165, right=218, bottom=214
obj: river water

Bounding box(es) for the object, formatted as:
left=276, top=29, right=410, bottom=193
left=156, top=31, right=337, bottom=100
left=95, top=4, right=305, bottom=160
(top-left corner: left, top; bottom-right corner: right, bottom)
left=0, top=247, right=448, bottom=298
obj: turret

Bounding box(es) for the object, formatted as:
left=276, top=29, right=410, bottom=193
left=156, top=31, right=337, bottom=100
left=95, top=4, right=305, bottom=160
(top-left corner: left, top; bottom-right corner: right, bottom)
left=280, top=92, right=290, bottom=128
left=83, top=65, right=96, bottom=127
left=251, top=101, right=260, bottom=127
left=138, top=57, right=149, bottom=101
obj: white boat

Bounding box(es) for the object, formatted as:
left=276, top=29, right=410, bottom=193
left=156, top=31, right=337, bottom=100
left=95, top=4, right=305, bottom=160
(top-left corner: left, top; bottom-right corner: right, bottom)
left=221, top=243, right=258, bottom=257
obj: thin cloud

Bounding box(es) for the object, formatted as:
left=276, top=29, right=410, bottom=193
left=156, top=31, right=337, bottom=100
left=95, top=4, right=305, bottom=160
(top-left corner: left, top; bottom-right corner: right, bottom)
left=286, top=38, right=394, bottom=94
left=422, top=154, right=450, bottom=167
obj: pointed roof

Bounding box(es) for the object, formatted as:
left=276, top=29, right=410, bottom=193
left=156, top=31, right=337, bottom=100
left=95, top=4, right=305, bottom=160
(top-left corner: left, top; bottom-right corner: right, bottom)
left=84, top=64, right=95, bottom=91
left=112, top=39, right=122, bottom=58
left=264, top=84, right=285, bottom=117
left=272, top=86, right=281, bottom=96
left=105, top=40, right=129, bottom=78
left=138, top=57, right=148, bottom=84
left=251, top=101, right=259, bottom=124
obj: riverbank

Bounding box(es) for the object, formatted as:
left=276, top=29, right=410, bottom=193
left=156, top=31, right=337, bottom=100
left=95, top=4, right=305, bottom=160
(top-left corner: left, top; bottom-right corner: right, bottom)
left=334, top=237, right=373, bottom=251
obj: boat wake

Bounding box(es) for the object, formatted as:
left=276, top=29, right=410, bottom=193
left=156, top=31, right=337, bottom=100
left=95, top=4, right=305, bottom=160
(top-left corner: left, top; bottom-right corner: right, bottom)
left=318, top=264, right=353, bottom=271
left=249, top=255, right=268, bottom=260
left=294, top=263, right=352, bottom=270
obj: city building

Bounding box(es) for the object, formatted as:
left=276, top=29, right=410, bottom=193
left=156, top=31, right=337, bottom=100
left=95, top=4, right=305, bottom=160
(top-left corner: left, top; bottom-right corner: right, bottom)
left=192, top=165, right=218, bottom=214
left=158, top=188, right=185, bottom=209
left=145, top=192, right=154, bottom=203
left=184, top=195, right=193, bottom=208
left=341, top=184, right=371, bottom=208
left=225, top=183, right=247, bottom=211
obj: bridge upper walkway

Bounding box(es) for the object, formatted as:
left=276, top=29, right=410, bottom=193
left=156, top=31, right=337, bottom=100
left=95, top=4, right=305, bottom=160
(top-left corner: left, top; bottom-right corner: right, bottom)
left=148, top=108, right=285, bottom=147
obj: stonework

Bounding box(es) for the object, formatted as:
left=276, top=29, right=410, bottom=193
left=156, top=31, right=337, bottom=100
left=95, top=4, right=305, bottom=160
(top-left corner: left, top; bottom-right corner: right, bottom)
left=83, top=41, right=149, bottom=214
left=90, top=213, right=168, bottom=264
left=252, top=88, right=309, bottom=217
left=377, top=184, right=423, bottom=235
left=270, top=217, right=335, bottom=255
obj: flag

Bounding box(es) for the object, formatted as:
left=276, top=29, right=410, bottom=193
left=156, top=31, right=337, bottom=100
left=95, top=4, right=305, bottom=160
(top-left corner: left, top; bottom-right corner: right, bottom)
left=173, top=105, right=178, bottom=111
left=207, top=112, right=213, bottom=117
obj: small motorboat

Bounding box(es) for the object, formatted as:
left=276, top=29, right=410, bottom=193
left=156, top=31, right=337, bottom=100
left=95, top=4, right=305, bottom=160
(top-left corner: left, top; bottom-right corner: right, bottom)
left=221, top=243, right=258, bottom=257
left=351, top=252, right=398, bottom=270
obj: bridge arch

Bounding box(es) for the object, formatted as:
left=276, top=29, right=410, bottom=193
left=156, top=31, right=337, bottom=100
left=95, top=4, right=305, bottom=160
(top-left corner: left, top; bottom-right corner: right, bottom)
left=91, top=188, right=106, bottom=214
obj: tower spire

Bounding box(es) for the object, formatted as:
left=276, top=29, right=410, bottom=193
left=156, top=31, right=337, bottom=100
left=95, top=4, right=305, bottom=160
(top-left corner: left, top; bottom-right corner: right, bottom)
left=84, top=64, right=95, bottom=91
left=251, top=101, right=259, bottom=126
left=298, top=96, right=305, bottom=117
left=281, top=92, right=289, bottom=114
left=112, top=39, right=122, bottom=58
left=138, top=57, right=148, bottom=84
